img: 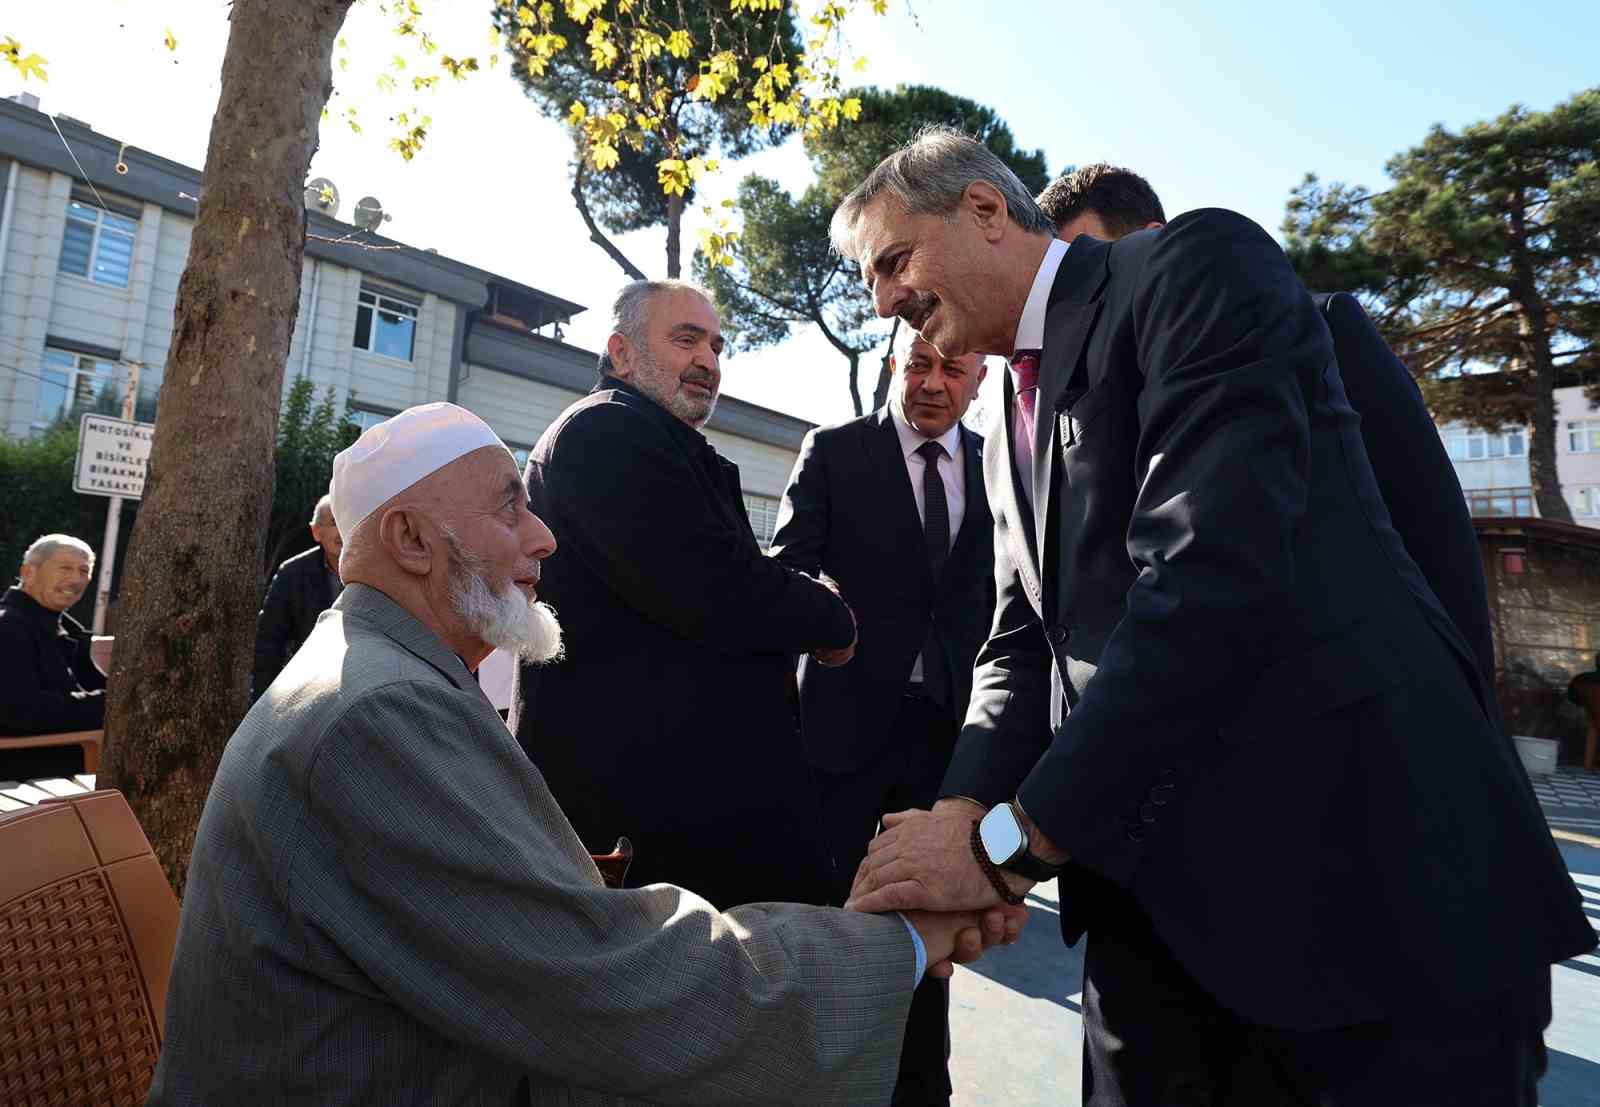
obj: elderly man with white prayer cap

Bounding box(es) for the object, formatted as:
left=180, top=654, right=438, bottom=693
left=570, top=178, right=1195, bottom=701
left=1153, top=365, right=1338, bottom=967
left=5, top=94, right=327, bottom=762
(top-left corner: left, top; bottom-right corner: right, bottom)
left=150, top=402, right=1016, bottom=1107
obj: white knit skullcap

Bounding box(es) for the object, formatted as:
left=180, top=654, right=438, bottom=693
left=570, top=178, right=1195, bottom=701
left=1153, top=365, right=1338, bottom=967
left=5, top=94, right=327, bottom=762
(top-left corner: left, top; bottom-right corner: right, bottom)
left=330, top=402, right=506, bottom=531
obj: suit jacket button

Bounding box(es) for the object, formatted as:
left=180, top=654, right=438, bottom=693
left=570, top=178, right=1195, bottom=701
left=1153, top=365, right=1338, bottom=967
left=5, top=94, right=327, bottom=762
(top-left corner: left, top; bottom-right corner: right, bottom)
left=1046, top=625, right=1069, bottom=646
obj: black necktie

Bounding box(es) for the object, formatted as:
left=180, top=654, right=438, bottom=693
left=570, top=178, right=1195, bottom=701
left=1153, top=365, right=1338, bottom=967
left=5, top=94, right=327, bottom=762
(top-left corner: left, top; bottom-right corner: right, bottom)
left=916, top=439, right=953, bottom=708
left=917, top=440, right=950, bottom=578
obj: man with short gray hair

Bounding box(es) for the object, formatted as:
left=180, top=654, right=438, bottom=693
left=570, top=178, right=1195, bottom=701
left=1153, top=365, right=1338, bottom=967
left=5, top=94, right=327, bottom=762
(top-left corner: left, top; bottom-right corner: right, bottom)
left=514, top=279, right=858, bottom=911
left=0, top=534, right=105, bottom=774
left=837, top=126, right=1594, bottom=1104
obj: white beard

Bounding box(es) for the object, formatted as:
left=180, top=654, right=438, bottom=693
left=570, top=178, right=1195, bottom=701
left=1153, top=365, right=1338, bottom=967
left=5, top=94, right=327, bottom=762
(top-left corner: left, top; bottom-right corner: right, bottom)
left=448, top=560, right=565, bottom=664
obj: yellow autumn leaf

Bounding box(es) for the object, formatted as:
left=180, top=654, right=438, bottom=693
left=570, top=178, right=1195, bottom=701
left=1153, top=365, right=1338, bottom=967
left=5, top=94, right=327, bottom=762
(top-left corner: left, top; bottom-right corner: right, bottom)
left=566, top=100, right=587, bottom=126
left=164, top=27, right=179, bottom=52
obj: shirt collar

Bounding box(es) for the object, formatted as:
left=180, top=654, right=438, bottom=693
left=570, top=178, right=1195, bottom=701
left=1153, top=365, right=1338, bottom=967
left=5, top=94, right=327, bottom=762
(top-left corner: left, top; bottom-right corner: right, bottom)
left=889, top=399, right=962, bottom=461
left=1013, top=237, right=1070, bottom=356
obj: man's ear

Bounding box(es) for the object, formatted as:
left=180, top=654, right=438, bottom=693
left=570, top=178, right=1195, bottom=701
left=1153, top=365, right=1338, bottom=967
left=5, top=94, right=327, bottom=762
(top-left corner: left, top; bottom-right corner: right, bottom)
left=378, top=507, right=435, bottom=578
left=976, top=359, right=989, bottom=386
left=605, top=332, right=632, bottom=379
left=963, top=181, right=1009, bottom=243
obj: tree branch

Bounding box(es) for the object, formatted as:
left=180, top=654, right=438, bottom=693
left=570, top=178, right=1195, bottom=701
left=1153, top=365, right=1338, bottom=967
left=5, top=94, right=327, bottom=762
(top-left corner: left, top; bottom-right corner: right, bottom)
left=572, top=160, right=647, bottom=281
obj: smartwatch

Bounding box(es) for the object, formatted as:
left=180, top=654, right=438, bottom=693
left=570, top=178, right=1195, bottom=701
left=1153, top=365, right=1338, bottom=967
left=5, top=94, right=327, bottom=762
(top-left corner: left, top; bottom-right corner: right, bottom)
left=978, top=801, right=1066, bottom=882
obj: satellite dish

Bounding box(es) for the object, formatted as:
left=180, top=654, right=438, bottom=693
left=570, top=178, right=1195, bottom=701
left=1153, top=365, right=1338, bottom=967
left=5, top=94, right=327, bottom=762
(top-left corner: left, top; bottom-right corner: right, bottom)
left=304, top=177, right=340, bottom=218
left=353, top=196, right=391, bottom=232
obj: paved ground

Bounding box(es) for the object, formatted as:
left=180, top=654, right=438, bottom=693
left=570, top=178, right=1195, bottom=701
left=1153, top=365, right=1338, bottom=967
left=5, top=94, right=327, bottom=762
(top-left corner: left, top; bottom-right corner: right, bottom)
left=948, top=768, right=1600, bottom=1106
left=5, top=768, right=1598, bottom=1103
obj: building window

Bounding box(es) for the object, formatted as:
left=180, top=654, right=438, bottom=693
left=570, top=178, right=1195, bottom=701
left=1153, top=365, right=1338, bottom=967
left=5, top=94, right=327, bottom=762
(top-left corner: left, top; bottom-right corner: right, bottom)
left=1444, top=426, right=1526, bottom=461
left=1567, top=419, right=1600, bottom=454
left=744, top=493, right=781, bottom=549
left=347, top=405, right=398, bottom=434
left=36, top=348, right=118, bottom=427
left=354, top=286, right=419, bottom=361
left=58, top=200, right=137, bottom=288
left=1576, top=487, right=1600, bottom=518
left=1464, top=486, right=1534, bottom=517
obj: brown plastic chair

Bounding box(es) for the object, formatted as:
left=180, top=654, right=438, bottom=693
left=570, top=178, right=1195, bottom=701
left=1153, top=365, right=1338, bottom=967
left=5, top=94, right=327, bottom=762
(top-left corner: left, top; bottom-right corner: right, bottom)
left=0, top=728, right=104, bottom=771
left=0, top=790, right=180, bottom=1106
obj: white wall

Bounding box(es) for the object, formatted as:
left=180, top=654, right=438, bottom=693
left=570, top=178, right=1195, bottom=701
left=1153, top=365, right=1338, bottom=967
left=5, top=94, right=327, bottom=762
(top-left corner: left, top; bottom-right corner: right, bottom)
left=454, top=366, right=577, bottom=451
left=702, top=428, right=794, bottom=500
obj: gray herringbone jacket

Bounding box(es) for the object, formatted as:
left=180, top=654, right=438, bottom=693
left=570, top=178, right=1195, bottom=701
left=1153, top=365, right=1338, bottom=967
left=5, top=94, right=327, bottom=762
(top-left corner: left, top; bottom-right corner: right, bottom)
left=148, top=584, right=914, bottom=1106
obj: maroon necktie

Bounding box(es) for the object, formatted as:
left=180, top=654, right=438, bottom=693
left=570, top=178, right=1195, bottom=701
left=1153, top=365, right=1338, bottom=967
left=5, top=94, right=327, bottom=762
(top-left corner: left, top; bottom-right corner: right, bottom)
left=1012, top=350, right=1041, bottom=419
left=1012, top=351, right=1041, bottom=491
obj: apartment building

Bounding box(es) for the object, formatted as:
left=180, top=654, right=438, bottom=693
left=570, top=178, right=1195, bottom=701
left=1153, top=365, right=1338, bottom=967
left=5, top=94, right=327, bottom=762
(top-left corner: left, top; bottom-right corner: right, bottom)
left=1438, top=384, right=1600, bottom=529
left=0, top=94, right=804, bottom=547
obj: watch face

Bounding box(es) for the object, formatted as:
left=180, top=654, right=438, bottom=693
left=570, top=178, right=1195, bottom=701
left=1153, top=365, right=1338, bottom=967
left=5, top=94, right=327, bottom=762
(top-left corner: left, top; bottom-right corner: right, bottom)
left=979, top=805, right=1025, bottom=866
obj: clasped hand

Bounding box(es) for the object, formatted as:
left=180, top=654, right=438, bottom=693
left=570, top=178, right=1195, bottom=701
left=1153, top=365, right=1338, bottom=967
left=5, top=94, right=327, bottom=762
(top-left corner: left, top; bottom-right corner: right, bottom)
left=845, top=799, right=1034, bottom=977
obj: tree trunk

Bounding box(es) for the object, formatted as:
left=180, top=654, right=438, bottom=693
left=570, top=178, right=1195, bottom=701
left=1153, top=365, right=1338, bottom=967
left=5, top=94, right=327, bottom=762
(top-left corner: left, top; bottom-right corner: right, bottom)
left=1507, top=198, right=1573, bottom=525
left=572, top=160, right=646, bottom=281
left=846, top=351, right=863, bottom=418
left=665, top=192, right=685, bottom=279
left=99, top=0, right=353, bottom=892
left=1524, top=340, right=1572, bottom=523
left=871, top=316, right=900, bottom=411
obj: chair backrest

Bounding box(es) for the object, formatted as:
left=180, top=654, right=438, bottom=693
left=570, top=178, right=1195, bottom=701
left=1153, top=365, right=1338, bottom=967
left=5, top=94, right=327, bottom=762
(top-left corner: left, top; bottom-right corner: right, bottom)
left=0, top=728, right=104, bottom=771
left=0, top=789, right=180, bottom=1106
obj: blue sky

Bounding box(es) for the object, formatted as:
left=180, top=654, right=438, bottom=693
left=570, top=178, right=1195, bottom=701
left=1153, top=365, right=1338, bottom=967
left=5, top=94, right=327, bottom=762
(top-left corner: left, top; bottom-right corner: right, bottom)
left=4, top=0, right=1596, bottom=426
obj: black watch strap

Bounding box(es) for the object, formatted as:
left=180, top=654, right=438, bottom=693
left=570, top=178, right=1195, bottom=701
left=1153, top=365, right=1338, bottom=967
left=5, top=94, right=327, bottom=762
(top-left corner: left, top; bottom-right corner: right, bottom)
left=1001, top=846, right=1064, bottom=883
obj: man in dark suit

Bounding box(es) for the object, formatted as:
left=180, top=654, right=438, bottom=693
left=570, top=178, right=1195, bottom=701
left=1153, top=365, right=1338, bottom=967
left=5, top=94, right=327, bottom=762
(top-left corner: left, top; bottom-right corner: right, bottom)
left=840, top=127, right=1595, bottom=1105
left=1036, top=168, right=1499, bottom=709
left=770, top=327, right=995, bottom=1106
left=252, top=494, right=343, bottom=701
left=512, top=280, right=857, bottom=910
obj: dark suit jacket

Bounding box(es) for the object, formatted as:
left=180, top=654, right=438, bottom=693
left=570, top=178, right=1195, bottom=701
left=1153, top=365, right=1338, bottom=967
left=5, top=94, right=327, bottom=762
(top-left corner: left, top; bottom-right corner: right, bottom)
left=252, top=545, right=336, bottom=701
left=770, top=408, right=995, bottom=773
left=512, top=379, right=855, bottom=909
left=1314, top=291, right=1499, bottom=716
left=945, top=210, right=1595, bottom=1030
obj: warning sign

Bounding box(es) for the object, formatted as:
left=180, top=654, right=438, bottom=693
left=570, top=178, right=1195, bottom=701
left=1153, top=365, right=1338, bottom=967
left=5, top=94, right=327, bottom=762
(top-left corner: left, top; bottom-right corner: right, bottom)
left=74, top=414, right=155, bottom=500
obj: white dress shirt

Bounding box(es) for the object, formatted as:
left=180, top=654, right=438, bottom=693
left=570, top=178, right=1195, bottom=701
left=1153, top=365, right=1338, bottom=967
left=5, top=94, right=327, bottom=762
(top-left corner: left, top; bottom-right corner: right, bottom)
left=1011, top=237, right=1072, bottom=506
left=889, top=401, right=965, bottom=681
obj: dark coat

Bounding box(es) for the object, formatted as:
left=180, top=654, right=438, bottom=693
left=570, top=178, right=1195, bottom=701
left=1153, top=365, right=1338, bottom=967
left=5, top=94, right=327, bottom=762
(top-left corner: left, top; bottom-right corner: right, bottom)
left=770, top=408, right=995, bottom=772
left=0, top=586, right=105, bottom=735
left=945, top=210, right=1595, bottom=1031
left=252, top=545, right=337, bottom=701
left=1313, top=291, right=1499, bottom=715
left=512, top=379, right=856, bottom=909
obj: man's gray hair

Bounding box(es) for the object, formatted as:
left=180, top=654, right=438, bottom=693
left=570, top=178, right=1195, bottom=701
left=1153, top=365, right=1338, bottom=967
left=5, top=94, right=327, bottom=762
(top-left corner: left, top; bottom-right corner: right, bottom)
left=596, top=279, right=709, bottom=378
left=22, top=533, right=94, bottom=569
left=830, top=125, right=1055, bottom=262
left=310, top=493, right=336, bottom=528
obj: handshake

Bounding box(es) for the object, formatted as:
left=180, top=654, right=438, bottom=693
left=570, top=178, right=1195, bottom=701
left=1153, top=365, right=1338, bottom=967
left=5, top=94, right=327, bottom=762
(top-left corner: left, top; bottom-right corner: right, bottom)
left=844, top=798, right=1042, bottom=978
